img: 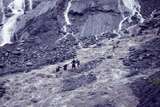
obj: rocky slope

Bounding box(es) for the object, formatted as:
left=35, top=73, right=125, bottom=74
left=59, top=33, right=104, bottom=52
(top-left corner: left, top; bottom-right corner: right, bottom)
left=0, top=0, right=124, bottom=75
left=0, top=0, right=77, bottom=75
left=0, top=32, right=142, bottom=107
left=124, top=10, right=160, bottom=107
left=0, top=0, right=160, bottom=107
left=139, top=0, right=160, bottom=18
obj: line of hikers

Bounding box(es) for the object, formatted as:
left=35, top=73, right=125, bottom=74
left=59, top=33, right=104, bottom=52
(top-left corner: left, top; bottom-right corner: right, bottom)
left=56, top=59, right=80, bottom=72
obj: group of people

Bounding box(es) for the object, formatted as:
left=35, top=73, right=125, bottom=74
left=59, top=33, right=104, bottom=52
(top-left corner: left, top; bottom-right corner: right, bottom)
left=56, top=59, right=80, bottom=72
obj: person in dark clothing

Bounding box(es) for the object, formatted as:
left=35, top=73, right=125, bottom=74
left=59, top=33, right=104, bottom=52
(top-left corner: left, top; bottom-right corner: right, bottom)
left=71, top=59, right=76, bottom=69
left=76, top=59, right=80, bottom=67
left=63, top=64, right=68, bottom=71
left=56, top=66, right=61, bottom=72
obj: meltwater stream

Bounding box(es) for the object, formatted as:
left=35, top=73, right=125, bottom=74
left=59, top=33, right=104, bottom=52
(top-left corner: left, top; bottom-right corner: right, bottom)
left=28, top=0, right=33, bottom=10
left=0, top=0, right=32, bottom=46
left=63, top=0, right=72, bottom=33
left=118, top=0, right=144, bottom=31
left=56, top=0, right=73, bottom=43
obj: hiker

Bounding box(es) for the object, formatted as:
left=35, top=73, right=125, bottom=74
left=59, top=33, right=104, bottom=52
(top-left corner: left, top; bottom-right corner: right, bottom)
left=63, top=64, right=68, bottom=71
left=71, top=59, right=76, bottom=69
left=56, top=66, right=61, bottom=72
left=76, top=59, right=80, bottom=67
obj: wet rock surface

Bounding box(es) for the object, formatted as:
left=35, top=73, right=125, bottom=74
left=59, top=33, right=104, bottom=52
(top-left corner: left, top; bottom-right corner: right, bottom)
left=0, top=1, right=77, bottom=76
left=124, top=37, right=160, bottom=70
left=69, top=0, right=122, bottom=39
left=0, top=0, right=160, bottom=107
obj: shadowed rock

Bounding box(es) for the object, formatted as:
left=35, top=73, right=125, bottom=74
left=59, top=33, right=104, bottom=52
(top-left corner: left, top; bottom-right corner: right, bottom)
left=124, top=34, right=160, bottom=107
left=138, top=0, right=160, bottom=18
left=0, top=82, right=5, bottom=98
left=62, top=73, right=97, bottom=91
left=131, top=72, right=160, bottom=107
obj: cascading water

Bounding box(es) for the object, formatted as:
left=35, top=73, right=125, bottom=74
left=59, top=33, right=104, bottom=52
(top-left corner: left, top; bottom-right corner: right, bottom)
left=56, top=0, right=82, bottom=48
left=63, top=0, right=72, bottom=34
left=118, top=0, right=144, bottom=31
left=56, top=0, right=73, bottom=42
left=28, top=0, right=33, bottom=10
left=0, top=0, right=32, bottom=46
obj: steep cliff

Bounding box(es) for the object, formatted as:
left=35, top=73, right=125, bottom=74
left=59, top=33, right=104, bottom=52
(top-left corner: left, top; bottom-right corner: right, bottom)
left=0, top=0, right=160, bottom=107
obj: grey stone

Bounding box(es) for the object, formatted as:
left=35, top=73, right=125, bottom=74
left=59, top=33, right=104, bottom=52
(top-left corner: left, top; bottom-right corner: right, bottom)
left=62, top=73, right=97, bottom=91
left=26, top=62, right=33, bottom=66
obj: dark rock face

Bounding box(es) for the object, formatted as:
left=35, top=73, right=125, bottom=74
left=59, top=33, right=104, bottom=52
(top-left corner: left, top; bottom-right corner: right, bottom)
left=131, top=72, right=160, bottom=107
left=124, top=16, right=160, bottom=107
left=0, top=33, right=77, bottom=76
left=63, top=0, right=122, bottom=47
left=123, top=37, right=160, bottom=71
left=124, top=37, right=160, bottom=107
left=69, top=0, right=122, bottom=38
left=0, top=1, right=77, bottom=76
left=124, top=9, right=160, bottom=72
left=69, top=96, right=115, bottom=107
left=139, top=0, right=160, bottom=18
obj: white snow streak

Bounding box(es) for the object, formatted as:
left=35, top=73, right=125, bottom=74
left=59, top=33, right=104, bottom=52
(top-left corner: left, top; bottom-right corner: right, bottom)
left=0, top=0, right=32, bottom=46
left=56, top=0, right=73, bottom=43
left=28, top=0, right=33, bottom=10
left=63, top=0, right=72, bottom=33
left=64, top=0, right=72, bottom=26
left=118, top=0, right=144, bottom=31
